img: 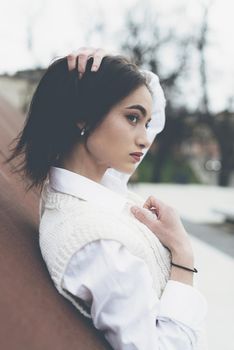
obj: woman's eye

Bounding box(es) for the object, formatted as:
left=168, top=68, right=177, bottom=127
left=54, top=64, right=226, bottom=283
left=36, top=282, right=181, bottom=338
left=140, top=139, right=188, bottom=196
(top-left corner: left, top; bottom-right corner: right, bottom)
left=127, top=114, right=139, bottom=124
left=127, top=114, right=151, bottom=129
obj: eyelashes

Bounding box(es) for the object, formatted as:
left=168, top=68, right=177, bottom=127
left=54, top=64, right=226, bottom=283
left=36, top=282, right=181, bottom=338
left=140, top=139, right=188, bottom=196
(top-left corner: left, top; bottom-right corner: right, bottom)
left=126, top=114, right=150, bottom=129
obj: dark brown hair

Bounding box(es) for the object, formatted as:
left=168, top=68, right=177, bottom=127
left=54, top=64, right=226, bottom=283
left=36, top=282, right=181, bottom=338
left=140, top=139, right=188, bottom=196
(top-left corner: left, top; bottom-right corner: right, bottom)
left=5, top=55, right=151, bottom=192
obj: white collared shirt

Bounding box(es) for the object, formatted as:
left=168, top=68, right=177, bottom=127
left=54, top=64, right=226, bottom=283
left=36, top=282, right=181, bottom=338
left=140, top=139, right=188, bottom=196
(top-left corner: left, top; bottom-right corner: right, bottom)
left=49, top=166, right=208, bottom=350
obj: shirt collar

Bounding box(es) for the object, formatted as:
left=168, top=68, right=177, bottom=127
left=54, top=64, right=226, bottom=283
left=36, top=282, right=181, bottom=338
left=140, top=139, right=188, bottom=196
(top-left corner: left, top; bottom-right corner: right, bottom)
left=49, top=166, right=127, bottom=214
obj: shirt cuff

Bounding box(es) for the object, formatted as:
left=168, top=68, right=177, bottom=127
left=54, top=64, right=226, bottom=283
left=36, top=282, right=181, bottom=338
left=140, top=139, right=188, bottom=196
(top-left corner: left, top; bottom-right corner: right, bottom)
left=158, top=280, right=208, bottom=331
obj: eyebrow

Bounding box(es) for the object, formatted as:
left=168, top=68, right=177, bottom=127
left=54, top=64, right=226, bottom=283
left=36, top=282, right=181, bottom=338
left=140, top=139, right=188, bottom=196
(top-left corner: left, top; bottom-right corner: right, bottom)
left=125, top=104, right=151, bottom=120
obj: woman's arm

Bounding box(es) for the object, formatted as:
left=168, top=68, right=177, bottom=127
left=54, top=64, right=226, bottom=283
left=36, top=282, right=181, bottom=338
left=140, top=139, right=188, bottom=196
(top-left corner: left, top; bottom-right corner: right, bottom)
left=62, top=239, right=207, bottom=350
left=131, top=196, right=197, bottom=286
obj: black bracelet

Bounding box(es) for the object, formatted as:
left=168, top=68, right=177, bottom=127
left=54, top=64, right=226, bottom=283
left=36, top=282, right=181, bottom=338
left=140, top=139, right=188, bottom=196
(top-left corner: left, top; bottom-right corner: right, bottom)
left=171, top=262, right=198, bottom=273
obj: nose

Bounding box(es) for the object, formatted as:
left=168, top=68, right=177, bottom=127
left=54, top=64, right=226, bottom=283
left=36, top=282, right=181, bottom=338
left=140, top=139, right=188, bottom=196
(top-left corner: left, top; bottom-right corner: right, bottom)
left=136, top=128, right=151, bottom=150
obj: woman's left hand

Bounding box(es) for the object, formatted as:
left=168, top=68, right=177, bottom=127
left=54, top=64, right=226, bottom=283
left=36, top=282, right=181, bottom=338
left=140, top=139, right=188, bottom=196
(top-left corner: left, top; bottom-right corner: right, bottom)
left=67, top=47, right=108, bottom=79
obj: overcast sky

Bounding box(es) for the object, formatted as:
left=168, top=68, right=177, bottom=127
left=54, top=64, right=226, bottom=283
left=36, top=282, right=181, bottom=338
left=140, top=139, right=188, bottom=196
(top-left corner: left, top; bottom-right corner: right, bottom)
left=0, top=0, right=233, bottom=112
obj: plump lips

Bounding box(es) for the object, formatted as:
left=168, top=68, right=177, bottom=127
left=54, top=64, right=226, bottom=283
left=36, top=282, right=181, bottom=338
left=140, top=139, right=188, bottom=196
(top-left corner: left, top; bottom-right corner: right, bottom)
left=130, top=152, right=144, bottom=157
left=130, top=152, right=143, bottom=162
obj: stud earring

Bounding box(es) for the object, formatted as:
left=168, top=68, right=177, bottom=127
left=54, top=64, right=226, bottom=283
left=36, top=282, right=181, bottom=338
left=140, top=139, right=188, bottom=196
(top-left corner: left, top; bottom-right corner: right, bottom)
left=80, top=127, right=86, bottom=136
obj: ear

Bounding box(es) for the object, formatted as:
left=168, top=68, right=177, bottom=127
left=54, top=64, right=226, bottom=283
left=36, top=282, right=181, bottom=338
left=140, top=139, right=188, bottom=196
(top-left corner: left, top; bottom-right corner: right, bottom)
left=76, top=121, right=86, bottom=129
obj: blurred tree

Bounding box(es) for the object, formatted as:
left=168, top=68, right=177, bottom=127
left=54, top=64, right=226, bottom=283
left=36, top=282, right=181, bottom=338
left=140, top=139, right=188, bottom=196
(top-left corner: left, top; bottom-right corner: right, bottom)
left=121, top=1, right=234, bottom=186
left=120, top=3, right=195, bottom=184
left=195, top=0, right=234, bottom=186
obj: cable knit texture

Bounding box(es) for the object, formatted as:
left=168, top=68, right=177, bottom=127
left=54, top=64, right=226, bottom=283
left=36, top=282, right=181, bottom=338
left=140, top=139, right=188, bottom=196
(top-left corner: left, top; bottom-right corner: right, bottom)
left=39, top=182, right=172, bottom=319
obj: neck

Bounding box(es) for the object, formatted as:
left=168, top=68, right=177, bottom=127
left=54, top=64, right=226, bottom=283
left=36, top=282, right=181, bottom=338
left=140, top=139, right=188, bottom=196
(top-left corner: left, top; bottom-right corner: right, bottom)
left=58, top=142, right=107, bottom=183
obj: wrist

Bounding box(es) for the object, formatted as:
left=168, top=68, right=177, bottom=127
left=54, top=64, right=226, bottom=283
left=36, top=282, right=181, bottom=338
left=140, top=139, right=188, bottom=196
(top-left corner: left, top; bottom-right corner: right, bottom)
left=171, top=262, right=198, bottom=273
left=171, top=243, right=194, bottom=266
left=170, top=264, right=194, bottom=286
left=169, top=240, right=195, bottom=286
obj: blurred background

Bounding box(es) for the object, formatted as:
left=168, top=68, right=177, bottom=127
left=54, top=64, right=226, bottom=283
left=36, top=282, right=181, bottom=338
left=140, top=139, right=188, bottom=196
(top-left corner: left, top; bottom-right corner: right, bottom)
left=0, top=0, right=233, bottom=349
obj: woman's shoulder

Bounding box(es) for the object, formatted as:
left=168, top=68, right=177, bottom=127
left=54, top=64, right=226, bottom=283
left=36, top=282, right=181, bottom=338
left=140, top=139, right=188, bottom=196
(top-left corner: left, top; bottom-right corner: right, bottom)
left=40, top=184, right=147, bottom=240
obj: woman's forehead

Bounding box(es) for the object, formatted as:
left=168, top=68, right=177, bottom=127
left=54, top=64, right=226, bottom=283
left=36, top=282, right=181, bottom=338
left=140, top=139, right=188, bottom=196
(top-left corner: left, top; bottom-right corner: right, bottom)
left=118, top=86, right=153, bottom=114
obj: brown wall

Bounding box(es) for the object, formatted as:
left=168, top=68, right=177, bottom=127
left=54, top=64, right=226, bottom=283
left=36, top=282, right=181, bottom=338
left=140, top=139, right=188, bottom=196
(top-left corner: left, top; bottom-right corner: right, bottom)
left=0, top=96, right=111, bottom=350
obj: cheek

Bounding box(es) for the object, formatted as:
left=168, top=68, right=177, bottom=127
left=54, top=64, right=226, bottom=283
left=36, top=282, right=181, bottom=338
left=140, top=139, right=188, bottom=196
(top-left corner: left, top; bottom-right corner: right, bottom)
left=90, top=118, right=127, bottom=150
left=86, top=129, right=115, bottom=159
left=86, top=114, right=133, bottom=162
left=104, top=118, right=132, bottom=145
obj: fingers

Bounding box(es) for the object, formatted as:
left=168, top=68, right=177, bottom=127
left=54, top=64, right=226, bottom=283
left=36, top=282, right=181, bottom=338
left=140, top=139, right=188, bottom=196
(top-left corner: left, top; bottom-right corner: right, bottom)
left=67, top=47, right=95, bottom=74
left=67, top=53, right=77, bottom=72
left=143, top=195, right=165, bottom=214
left=67, top=47, right=108, bottom=78
left=91, top=48, right=107, bottom=72
left=130, top=206, right=157, bottom=231
left=77, top=49, right=95, bottom=78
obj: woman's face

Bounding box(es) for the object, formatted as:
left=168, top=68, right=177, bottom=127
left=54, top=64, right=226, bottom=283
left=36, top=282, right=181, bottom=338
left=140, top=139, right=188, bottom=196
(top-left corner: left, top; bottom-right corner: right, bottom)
left=84, top=84, right=153, bottom=174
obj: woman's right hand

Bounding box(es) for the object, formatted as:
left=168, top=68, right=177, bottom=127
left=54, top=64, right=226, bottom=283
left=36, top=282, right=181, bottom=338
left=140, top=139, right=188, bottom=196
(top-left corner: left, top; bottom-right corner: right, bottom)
left=66, top=47, right=109, bottom=79
left=130, top=196, right=193, bottom=258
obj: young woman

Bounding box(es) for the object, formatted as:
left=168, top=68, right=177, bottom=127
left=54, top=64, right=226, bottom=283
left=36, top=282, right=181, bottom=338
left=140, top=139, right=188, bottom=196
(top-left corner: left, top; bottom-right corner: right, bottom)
left=6, top=47, right=207, bottom=349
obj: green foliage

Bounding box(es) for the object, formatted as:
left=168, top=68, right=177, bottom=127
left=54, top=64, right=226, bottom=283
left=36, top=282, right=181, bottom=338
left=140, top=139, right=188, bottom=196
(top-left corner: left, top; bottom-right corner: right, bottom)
left=137, top=156, right=154, bottom=182
left=160, top=157, right=200, bottom=184
left=136, top=154, right=201, bottom=184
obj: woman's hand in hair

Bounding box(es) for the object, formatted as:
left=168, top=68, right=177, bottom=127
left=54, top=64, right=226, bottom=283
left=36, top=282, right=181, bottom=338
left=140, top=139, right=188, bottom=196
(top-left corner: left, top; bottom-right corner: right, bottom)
left=67, top=47, right=108, bottom=79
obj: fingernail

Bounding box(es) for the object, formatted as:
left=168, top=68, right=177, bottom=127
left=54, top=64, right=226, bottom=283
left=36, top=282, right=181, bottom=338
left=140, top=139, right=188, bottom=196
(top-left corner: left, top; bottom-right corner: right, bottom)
left=91, top=65, right=97, bottom=71
left=79, top=72, right=83, bottom=79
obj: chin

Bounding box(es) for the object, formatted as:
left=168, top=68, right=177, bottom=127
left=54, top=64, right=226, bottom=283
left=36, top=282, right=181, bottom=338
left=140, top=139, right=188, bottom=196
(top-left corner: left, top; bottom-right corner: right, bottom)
left=120, top=166, right=135, bottom=174
left=111, top=161, right=136, bottom=174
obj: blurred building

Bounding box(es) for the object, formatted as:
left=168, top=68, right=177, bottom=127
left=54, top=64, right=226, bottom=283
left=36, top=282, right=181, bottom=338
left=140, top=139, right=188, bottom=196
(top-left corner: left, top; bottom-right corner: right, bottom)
left=0, top=68, right=45, bottom=112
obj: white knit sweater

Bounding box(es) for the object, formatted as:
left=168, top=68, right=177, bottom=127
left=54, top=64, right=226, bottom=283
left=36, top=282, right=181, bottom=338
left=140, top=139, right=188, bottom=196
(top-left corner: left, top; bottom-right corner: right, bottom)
left=39, top=181, right=172, bottom=318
